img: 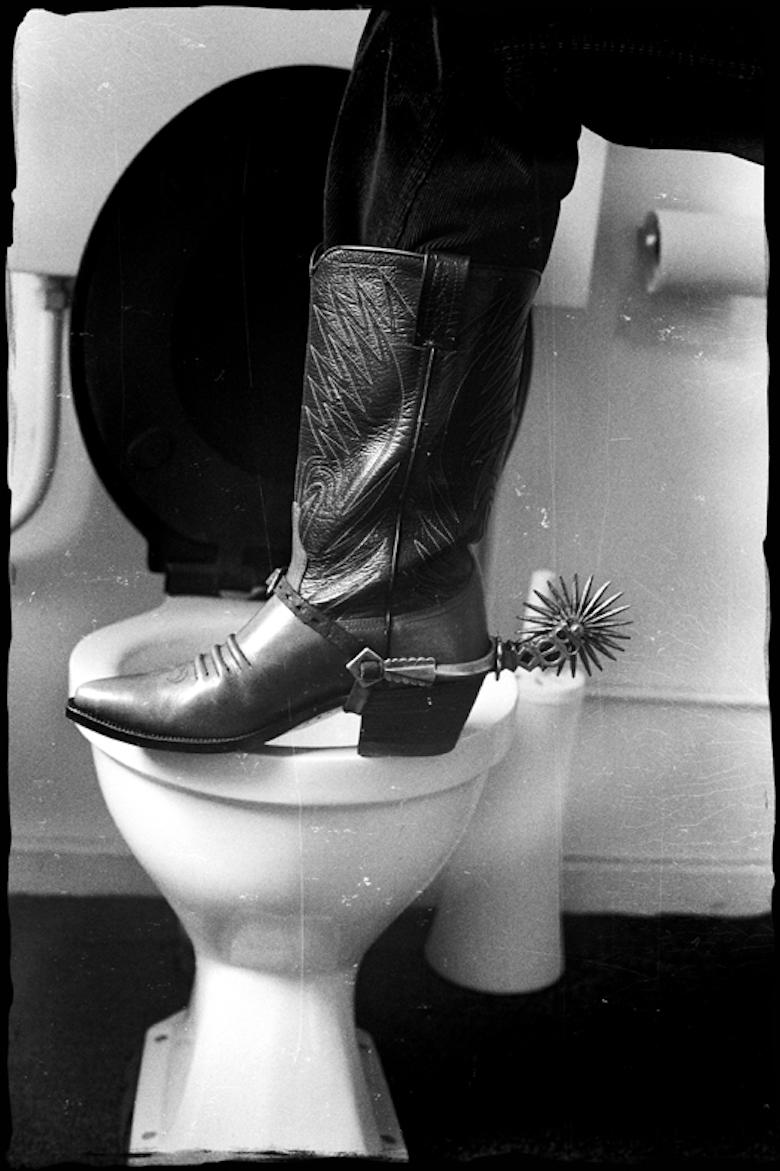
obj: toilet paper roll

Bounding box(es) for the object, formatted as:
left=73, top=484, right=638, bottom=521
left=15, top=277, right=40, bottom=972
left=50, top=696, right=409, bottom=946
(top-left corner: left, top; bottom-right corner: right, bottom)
left=640, top=210, right=766, bottom=296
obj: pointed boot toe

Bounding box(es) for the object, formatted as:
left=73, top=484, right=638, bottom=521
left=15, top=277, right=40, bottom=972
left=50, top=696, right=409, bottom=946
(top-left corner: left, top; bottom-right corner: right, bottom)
left=67, top=677, right=150, bottom=745
left=66, top=667, right=201, bottom=749
left=65, top=595, right=363, bottom=752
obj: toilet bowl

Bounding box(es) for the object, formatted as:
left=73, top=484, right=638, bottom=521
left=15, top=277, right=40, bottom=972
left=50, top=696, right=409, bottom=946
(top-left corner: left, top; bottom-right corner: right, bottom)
left=69, top=595, right=518, bottom=1160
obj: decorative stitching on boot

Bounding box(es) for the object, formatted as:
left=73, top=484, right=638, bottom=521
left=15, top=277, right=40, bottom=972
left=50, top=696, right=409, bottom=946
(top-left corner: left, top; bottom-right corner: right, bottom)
left=293, top=248, right=540, bottom=615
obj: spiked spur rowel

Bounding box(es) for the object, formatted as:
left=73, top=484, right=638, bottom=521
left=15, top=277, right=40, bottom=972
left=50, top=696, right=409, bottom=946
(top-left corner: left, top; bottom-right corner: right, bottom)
left=516, top=574, right=632, bottom=676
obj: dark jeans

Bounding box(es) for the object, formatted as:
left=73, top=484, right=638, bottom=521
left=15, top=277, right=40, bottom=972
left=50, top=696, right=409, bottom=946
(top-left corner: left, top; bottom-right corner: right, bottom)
left=324, top=6, right=764, bottom=269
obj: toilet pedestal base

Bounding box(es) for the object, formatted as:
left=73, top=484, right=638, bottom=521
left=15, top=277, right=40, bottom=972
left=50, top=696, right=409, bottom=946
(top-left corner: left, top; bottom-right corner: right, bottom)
left=126, top=973, right=407, bottom=1164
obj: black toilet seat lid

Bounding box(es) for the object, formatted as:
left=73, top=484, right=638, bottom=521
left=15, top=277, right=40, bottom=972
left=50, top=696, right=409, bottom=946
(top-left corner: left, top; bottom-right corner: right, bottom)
left=70, top=66, right=348, bottom=595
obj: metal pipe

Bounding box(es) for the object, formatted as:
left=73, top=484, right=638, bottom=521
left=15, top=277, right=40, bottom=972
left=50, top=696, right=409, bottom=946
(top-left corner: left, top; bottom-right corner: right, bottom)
left=9, top=274, right=72, bottom=532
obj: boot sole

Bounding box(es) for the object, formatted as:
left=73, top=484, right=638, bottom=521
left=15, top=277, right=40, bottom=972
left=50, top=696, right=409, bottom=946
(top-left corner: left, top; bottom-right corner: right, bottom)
left=66, top=675, right=485, bottom=758
left=64, top=699, right=344, bottom=754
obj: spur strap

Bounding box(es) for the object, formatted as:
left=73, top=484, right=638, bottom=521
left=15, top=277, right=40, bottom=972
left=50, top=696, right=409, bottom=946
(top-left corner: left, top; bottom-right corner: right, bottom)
left=265, top=568, right=365, bottom=660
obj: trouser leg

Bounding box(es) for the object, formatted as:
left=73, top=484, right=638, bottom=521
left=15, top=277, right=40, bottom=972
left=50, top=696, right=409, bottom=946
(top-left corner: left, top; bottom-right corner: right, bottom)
left=323, top=8, right=580, bottom=269
left=324, top=6, right=763, bottom=265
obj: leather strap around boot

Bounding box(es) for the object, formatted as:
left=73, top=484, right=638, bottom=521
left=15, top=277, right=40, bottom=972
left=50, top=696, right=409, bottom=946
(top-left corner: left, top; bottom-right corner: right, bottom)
left=266, top=568, right=363, bottom=660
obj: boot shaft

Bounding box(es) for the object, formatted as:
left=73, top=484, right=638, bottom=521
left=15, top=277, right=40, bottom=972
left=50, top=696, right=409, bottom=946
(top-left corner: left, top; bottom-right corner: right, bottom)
left=293, top=246, right=539, bottom=616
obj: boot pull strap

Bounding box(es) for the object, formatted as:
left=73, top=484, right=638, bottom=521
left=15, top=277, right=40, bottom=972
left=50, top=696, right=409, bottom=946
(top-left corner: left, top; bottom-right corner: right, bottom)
left=415, top=253, right=470, bottom=350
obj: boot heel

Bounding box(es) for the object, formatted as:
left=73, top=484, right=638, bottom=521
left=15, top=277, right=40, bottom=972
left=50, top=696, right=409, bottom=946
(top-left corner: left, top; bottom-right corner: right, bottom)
left=357, top=677, right=485, bottom=758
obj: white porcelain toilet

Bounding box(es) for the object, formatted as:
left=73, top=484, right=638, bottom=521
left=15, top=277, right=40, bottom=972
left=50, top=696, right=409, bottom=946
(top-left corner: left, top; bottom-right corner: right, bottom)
left=69, top=596, right=517, bottom=1160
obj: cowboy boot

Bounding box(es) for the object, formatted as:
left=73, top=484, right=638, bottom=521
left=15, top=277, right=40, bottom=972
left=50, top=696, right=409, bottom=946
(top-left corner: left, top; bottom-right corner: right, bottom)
left=66, top=246, right=540, bottom=756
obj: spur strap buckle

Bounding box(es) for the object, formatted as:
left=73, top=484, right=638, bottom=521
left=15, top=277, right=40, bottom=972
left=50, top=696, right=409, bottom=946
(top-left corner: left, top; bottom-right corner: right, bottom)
left=344, top=647, right=438, bottom=714
left=346, top=647, right=438, bottom=687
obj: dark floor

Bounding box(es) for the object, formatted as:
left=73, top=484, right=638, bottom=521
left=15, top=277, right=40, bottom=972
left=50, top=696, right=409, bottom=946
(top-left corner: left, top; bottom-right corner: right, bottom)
left=6, top=896, right=778, bottom=1168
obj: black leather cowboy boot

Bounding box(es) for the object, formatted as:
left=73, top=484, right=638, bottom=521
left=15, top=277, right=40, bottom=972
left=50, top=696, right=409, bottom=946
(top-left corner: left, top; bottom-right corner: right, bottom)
left=66, top=246, right=540, bottom=756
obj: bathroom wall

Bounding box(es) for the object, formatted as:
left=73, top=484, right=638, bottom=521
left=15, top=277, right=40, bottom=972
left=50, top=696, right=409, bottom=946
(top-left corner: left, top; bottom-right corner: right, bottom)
left=485, top=146, right=770, bottom=914
left=10, top=8, right=771, bottom=911
left=9, top=6, right=370, bottom=275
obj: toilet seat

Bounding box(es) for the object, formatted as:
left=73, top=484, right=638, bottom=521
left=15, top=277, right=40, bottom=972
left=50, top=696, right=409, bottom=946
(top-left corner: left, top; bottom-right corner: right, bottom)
left=69, top=598, right=519, bottom=805
left=69, top=66, right=348, bottom=597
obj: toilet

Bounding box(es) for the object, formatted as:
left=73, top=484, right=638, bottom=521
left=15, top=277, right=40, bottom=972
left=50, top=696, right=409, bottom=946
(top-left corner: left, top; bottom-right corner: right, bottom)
left=66, top=68, right=520, bottom=1161
left=69, top=600, right=517, bottom=1159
